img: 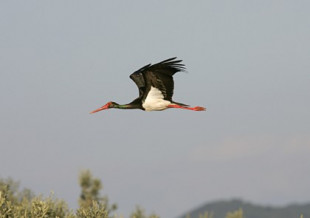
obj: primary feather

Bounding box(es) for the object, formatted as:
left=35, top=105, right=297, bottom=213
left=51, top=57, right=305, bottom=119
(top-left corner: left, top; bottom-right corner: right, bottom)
left=129, top=57, right=185, bottom=102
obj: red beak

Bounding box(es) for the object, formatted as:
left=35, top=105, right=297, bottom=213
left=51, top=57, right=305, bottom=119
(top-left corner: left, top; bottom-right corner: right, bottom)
left=89, top=102, right=111, bottom=114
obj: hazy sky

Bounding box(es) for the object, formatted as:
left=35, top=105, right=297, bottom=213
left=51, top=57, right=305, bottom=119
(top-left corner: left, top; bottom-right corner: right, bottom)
left=1, top=1, right=310, bottom=217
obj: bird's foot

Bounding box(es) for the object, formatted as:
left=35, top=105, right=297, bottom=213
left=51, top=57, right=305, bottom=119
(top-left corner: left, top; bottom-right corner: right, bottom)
left=192, top=106, right=206, bottom=111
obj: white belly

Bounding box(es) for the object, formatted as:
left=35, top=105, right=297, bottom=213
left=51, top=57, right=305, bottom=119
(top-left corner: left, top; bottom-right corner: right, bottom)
left=142, top=86, right=171, bottom=111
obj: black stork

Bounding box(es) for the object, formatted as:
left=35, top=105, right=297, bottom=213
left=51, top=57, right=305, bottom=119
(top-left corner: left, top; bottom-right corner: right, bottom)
left=90, top=57, right=206, bottom=113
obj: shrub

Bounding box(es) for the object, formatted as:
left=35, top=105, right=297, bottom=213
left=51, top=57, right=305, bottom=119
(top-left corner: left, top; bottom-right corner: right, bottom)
left=0, top=171, right=159, bottom=218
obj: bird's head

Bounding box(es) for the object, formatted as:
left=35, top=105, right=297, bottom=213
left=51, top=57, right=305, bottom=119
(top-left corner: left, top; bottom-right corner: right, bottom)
left=90, top=101, right=119, bottom=114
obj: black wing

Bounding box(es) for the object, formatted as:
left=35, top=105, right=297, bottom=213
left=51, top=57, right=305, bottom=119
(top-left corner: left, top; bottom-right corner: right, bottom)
left=129, top=63, right=150, bottom=99
left=146, top=57, right=185, bottom=101
left=129, top=57, right=185, bottom=101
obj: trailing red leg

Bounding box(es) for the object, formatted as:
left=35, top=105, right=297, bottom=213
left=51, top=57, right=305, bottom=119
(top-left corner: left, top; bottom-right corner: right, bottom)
left=168, top=104, right=206, bottom=111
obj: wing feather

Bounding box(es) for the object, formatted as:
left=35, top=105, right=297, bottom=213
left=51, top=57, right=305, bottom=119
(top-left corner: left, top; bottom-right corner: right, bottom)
left=129, top=57, right=185, bottom=101
left=129, top=64, right=150, bottom=98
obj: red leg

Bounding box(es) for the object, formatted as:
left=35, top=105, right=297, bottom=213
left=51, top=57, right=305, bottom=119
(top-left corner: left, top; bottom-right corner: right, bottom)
left=168, top=104, right=206, bottom=111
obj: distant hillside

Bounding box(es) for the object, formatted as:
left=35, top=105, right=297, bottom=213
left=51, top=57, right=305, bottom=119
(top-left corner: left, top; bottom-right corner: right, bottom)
left=177, top=199, right=310, bottom=218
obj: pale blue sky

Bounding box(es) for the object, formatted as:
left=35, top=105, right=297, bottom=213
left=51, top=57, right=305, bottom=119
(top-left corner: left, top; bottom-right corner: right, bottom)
left=1, top=1, right=310, bottom=217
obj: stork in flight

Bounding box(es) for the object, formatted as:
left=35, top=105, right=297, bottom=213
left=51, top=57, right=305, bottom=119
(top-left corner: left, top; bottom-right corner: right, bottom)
left=90, top=57, right=206, bottom=113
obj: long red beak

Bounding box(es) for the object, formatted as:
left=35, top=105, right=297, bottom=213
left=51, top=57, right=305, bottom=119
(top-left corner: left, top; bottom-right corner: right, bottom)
left=89, top=102, right=111, bottom=114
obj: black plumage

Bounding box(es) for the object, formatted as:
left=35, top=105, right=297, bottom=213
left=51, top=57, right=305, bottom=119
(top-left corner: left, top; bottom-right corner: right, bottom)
left=130, top=57, right=185, bottom=103
left=90, top=57, right=206, bottom=113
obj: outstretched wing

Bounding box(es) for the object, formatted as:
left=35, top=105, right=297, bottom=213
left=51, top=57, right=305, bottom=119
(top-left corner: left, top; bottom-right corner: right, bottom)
left=129, top=64, right=150, bottom=99
left=129, top=57, right=185, bottom=101
left=145, top=57, right=185, bottom=101
left=148, top=57, right=185, bottom=76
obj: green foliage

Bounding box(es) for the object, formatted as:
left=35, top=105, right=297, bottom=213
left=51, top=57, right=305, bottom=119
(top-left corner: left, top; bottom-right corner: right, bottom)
left=186, top=211, right=215, bottom=218
left=0, top=178, right=34, bottom=204
left=199, top=212, right=213, bottom=218
left=1, top=175, right=305, bottom=218
left=0, top=191, right=73, bottom=218
left=186, top=209, right=243, bottom=218
left=130, top=206, right=159, bottom=218
left=76, top=200, right=108, bottom=218
left=225, top=209, right=243, bottom=218
left=0, top=171, right=158, bottom=218
left=0, top=177, right=71, bottom=217
left=78, top=169, right=117, bottom=217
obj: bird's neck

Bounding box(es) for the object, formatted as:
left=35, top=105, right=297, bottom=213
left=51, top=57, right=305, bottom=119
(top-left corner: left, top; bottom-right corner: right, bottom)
left=113, top=103, right=141, bottom=110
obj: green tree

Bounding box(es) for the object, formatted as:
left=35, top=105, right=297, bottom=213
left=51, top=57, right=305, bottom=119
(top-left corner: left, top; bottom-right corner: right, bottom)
left=0, top=177, right=34, bottom=204
left=78, top=170, right=117, bottom=217
left=0, top=187, right=72, bottom=217
left=226, top=208, right=243, bottom=218
left=130, top=206, right=159, bottom=218
left=185, top=211, right=213, bottom=218
left=0, top=171, right=158, bottom=218
left=199, top=212, right=213, bottom=218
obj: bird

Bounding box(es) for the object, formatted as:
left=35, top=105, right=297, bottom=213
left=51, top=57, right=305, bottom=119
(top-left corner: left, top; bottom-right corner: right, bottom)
left=90, top=57, right=206, bottom=113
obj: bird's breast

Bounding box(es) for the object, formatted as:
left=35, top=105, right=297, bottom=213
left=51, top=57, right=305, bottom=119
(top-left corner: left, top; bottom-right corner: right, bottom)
left=142, top=86, right=171, bottom=111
